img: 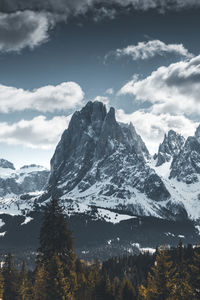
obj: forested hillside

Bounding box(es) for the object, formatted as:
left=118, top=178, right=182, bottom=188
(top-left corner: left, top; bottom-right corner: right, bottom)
left=0, top=199, right=199, bottom=299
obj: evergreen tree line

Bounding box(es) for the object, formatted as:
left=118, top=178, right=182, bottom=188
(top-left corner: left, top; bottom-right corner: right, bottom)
left=0, top=199, right=200, bottom=300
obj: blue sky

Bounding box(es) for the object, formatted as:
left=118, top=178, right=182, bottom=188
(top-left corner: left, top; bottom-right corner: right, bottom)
left=0, top=1, right=200, bottom=168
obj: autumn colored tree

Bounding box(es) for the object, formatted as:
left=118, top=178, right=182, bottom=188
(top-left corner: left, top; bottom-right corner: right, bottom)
left=139, top=248, right=174, bottom=300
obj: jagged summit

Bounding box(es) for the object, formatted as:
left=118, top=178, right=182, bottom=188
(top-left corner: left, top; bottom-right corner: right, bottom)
left=47, top=101, right=170, bottom=214
left=170, top=124, right=200, bottom=184
left=195, top=124, right=200, bottom=143
left=155, top=130, right=185, bottom=167
left=0, top=159, right=50, bottom=197
left=0, top=159, right=15, bottom=170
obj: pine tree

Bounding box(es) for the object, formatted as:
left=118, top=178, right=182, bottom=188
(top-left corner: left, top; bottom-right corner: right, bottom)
left=190, top=248, right=200, bottom=299
left=95, top=272, right=115, bottom=300
left=37, top=198, right=77, bottom=296
left=3, top=253, right=19, bottom=300
left=38, top=198, right=75, bottom=268
left=18, top=261, right=32, bottom=300
left=33, top=264, right=48, bottom=300
left=75, top=259, right=87, bottom=300
left=0, top=268, right=4, bottom=300
left=139, top=248, right=174, bottom=300
left=169, top=241, right=195, bottom=300
left=118, top=278, right=137, bottom=300
left=45, top=253, right=71, bottom=300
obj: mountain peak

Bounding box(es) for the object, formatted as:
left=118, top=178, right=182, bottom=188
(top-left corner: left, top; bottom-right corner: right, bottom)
left=47, top=101, right=169, bottom=208
left=195, top=124, right=200, bottom=143
left=170, top=128, right=200, bottom=184
left=155, top=130, right=185, bottom=166
left=0, top=159, right=15, bottom=170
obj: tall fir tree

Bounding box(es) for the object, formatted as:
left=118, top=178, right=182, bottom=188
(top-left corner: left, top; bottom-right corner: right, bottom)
left=0, top=268, right=4, bottom=300
left=17, top=261, right=32, bottom=300
left=139, top=248, right=174, bottom=300
left=3, top=253, right=19, bottom=300
left=45, top=253, right=72, bottom=300
left=33, top=264, right=48, bottom=300
left=38, top=198, right=75, bottom=269
left=37, top=198, right=77, bottom=298
left=118, top=278, right=137, bottom=300
left=169, top=241, right=195, bottom=300
left=190, top=248, right=200, bottom=299
left=95, top=272, right=115, bottom=300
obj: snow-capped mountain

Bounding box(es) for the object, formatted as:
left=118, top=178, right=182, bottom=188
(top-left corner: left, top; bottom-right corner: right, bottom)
left=0, top=102, right=200, bottom=224
left=170, top=125, right=200, bottom=184
left=154, top=130, right=185, bottom=167
left=0, top=101, right=199, bottom=261
left=42, top=101, right=200, bottom=222
left=45, top=101, right=172, bottom=217
left=0, top=160, right=50, bottom=197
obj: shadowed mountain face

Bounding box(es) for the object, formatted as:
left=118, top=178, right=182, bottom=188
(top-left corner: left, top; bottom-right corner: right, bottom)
left=0, top=102, right=199, bottom=262
left=48, top=101, right=170, bottom=204
left=0, top=162, right=50, bottom=197
left=155, top=130, right=185, bottom=167
left=170, top=125, right=200, bottom=184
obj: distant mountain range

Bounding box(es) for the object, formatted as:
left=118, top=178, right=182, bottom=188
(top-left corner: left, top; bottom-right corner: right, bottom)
left=0, top=101, right=199, bottom=261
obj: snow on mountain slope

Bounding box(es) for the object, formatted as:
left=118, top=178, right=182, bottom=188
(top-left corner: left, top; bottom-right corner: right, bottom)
left=0, top=160, right=50, bottom=197
left=150, top=158, right=200, bottom=221
left=44, top=101, right=176, bottom=219
left=154, top=130, right=185, bottom=167
left=0, top=102, right=199, bottom=227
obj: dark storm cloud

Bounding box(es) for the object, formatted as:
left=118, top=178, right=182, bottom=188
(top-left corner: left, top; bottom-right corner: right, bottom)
left=1, top=0, right=200, bottom=14
left=0, top=11, right=55, bottom=52
left=0, top=0, right=200, bottom=52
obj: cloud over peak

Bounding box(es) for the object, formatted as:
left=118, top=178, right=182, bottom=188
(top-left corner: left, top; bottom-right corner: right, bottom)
left=0, top=115, right=71, bottom=149
left=119, top=55, right=200, bottom=117
left=0, top=81, right=84, bottom=113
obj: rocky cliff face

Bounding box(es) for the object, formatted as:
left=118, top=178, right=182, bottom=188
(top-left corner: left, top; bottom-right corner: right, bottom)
left=154, top=130, right=185, bottom=167
left=0, top=161, right=50, bottom=197
left=47, top=101, right=170, bottom=209
left=170, top=126, right=200, bottom=184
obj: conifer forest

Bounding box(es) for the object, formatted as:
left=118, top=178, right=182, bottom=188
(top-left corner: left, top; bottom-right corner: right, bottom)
left=0, top=198, right=199, bottom=300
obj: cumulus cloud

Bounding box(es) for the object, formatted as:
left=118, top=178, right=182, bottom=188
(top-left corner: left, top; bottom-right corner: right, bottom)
left=117, top=54, right=200, bottom=152
left=119, top=55, right=200, bottom=117
left=109, top=40, right=193, bottom=61
left=105, top=88, right=114, bottom=95
left=0, top=81, right=84, bottom=113
left=93, top=7, right=117, bottom=22
left=1, top=1, right=200, bottom=52
left=116, top=109, right=198, bottom=154
left=0, top=115, right=72, bottom=149
left=0, top=10, right=57, bottom=52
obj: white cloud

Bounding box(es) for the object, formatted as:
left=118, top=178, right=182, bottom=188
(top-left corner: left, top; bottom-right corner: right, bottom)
left=0, top=81, right=84, bottom=113
left=111, top=40, right=193, bottom=61
left=0, top=2, right=200, bottom=53
left=117, top=55, right=200, bottom=152
left=116, top=109, right=198, bottom=154
left=0, top=11, right=57, bottom=52
left=119, top=55, right=200, bottom=117
left=93, top=7, right=117, bottom=22
left=105, top=88, right=114, bottom=95
left=0, top=115, right=72, bottom=149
